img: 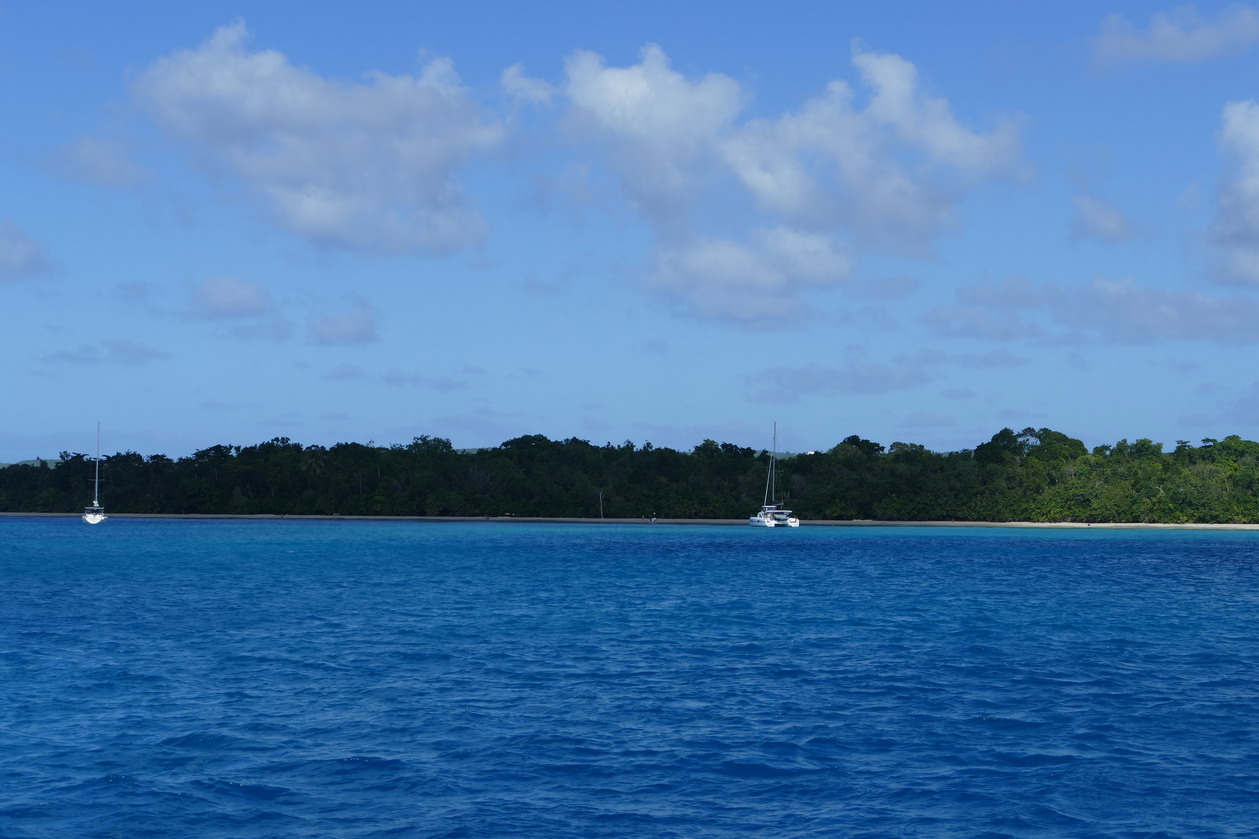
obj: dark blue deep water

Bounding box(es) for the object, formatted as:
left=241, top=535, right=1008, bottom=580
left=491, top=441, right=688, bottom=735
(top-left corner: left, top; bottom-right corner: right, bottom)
left=2, top=519, right=1259, bottom=838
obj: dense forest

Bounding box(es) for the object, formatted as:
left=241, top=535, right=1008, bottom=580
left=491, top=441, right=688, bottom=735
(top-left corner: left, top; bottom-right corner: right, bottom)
left=2, top=428, right=1259, bottom=523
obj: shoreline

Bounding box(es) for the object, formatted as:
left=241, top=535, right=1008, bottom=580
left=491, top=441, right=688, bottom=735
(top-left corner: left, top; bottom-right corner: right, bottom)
left=4, top=512, right=1259, bottom=530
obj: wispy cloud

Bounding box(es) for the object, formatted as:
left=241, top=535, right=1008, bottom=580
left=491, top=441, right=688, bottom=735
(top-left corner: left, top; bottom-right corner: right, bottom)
left=308, top=304, right=377, bottom=346
left=955, top=274, right=1259, bottom=344
left=323, top=364, right=482, bottom=392
left=898, top=348, right=1030, bottom=368
left=746, top=359, right=930, bottom=402
left=186, top=275, right=293, bottom=340
left=43, top=339, right=172, bottom=365
left=1071, top=195, right=1138, bottom=244
left=0, top=219, right=51, bottom=280
left=1094, top=4, right=1259, bottom=66
left=189, top=275, right=273, bottom=319
left=922, top=305, right=1042, bottom=341
left=1061, top=277, right=1259, bottom=343
left=46, top=137, right=150, bottom=187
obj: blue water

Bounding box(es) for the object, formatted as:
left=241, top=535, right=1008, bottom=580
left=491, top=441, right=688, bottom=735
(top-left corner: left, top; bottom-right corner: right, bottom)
left=2, top=519, right=1258, bottom=838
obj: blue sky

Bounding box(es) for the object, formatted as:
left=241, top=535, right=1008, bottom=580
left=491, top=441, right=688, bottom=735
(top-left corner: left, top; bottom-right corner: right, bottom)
left=5, top=1, right=1259, bottom=461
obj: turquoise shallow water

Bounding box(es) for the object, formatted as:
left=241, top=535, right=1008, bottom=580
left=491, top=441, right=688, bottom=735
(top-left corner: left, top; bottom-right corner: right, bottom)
left=2, top=518, right=1258, bottom=837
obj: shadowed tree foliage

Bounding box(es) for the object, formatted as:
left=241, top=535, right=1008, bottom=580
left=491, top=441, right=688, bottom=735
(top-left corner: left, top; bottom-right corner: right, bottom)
left=3, top=428, right=1259, bottom=523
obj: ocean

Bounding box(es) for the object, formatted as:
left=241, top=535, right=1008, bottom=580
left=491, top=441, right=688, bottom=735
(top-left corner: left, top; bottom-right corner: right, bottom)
left=1, top=517, right=1257, bottom=838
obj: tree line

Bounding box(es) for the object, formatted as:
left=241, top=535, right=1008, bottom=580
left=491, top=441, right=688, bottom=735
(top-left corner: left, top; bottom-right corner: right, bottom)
left=2, top=428, right=1259, bottom=523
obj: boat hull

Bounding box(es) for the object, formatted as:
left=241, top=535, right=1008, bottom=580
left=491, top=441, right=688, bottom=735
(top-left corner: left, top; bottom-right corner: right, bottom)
left=749, top=510, right=800, bottom=527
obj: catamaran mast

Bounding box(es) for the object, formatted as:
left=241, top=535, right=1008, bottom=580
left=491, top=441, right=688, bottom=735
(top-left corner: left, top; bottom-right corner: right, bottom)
left=92, top=422, right=101, bottom=506
left=763, top=422, right=777, bottom=506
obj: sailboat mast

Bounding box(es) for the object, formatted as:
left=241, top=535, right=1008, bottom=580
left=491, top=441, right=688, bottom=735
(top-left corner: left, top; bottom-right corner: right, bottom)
left=92, top=423, right=101, bottom=506
left=771, top=422, right=777, bottom=504
left=763, top=422, right=778, bottom=506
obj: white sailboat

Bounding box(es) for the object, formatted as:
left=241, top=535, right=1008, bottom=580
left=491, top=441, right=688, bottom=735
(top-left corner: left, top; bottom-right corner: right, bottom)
left=82, top=424, right=107, bottom=525
left=748, top=423, right=800, bottom=527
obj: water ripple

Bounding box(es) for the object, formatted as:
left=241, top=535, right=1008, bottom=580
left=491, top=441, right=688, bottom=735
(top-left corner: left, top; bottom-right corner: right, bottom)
left=2, top=519, right=1259, bottom=837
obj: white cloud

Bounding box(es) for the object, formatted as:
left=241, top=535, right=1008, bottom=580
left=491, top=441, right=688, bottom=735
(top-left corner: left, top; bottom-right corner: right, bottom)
left=851, top=44, right=1022, bottom=176
left=721, top=44, right=1022, bottom=251
left=560, top=42, right=1021, bottom=322
left=1212, top=99, right=1259, bottom=283
left=0, top=219, right=50, bottom=279
left=501, top=64, right=556, bottom=105
left=649, top=227, right=850, bottom=321
left=1095, top=4, right=1259, bottom=66
left=308, top=304, right=377, bottom=345
left=564, top=43, right=743, bottom=219
left=134, top=20, right=502, bottom=254
left=1071, top=195, right=1138, bottom=243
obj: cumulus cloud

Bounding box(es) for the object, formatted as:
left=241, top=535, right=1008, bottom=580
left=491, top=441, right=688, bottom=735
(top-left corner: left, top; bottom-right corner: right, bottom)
left=650, top=227, right=851, bottom=321
left=720, top=43, right=1022, bottom=250
left=0, top=219, right=51, bottom=279
left=1071, top=195, right=1138, bottom=243
left=851, top=45, right=1022, bottom=176
left=501, top=64, right=556, bottom=105
left=1212, top=99, right=1259, bottom=283
left=564, top=43, right=743, bottom=220
left=1094, top=4, right=1259, bottom=66
left=308, top=304, right=377, bottom=345
left=561, top=42, right=1022, bottom=321
left=134, top=20, right=502, bottom=254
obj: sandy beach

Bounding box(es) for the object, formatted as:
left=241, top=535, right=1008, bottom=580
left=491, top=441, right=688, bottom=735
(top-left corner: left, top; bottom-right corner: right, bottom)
left=6, top=512, right=1259, bottom=530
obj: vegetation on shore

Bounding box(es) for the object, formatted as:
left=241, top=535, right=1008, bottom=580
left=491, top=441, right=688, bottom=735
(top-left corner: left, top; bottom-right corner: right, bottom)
left=2, top=428, right=1259, bottom=523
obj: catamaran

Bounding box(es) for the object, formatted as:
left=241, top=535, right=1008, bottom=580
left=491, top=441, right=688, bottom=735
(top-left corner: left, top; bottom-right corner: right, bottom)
left=82, top=424, right=106, bottom=525
left=748, top=423, right=800, bottom=527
